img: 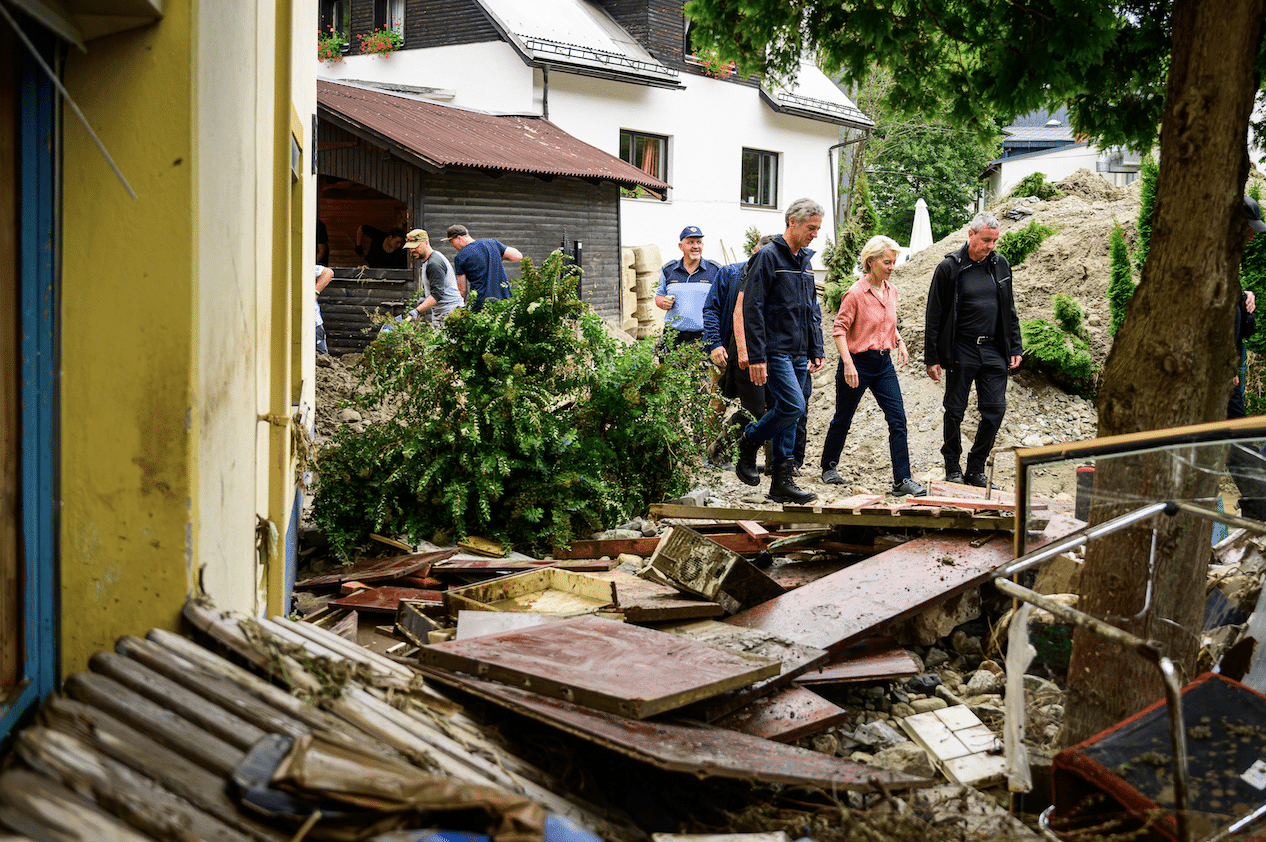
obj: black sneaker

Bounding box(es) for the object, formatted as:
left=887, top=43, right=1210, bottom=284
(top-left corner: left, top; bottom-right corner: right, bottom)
left=891, top=477, right=928, bottom=497
left=821, top=464, right=846, bottom=484
left=945, top=470, right=965, bottom=484
left=964, top=471, right=996, bottom=489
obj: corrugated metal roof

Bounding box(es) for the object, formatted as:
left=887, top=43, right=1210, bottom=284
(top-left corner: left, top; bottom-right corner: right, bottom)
left=317, top=80, right=671, bottom=191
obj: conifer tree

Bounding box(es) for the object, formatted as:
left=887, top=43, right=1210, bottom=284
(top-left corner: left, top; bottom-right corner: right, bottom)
left=1133, top=155, right=1158, bottom=274
left=1108, top=221, right=1134, bottom=337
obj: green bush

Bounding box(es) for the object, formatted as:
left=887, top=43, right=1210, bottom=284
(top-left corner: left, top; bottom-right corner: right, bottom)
left=996, top=220, right=1056, bottom=266
left=742, top=225, right=762, bottom=255
left=1134, top=154, right=1158, bottom=275
left=1022, top=295, right=1097, bottom=397
left=311, top=251, right=710, bottom=561
left=1107, top=221, right=1134, bottom=337
left=1008, top=172, right=1062, bottom=201
left=820, top=238, right=856, bottom=314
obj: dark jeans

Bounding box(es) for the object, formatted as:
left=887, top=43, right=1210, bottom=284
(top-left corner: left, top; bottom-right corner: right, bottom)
left=942, top=340, right=1008, bottom=474
left=820, top=350, right=911, bottom=482
left=745, top=354, right=809, bottom=462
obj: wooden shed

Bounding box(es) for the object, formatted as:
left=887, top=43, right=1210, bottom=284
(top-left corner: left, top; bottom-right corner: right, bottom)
left=316, top=80, right=669, bottom=354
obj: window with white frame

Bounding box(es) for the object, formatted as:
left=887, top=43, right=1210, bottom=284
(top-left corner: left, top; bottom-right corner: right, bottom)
left=620, top=130, right=667, bottom=199
left=741, top=148, right=778, bottom=207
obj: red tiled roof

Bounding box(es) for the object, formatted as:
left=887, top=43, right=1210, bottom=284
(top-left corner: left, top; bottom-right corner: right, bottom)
left=318, top=80, right=669, bottom=191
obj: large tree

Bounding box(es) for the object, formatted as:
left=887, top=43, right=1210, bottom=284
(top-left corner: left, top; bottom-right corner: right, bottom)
left=852, top=69, right=1000, bottom=244
left=687, top=0, right=1265, bottom=743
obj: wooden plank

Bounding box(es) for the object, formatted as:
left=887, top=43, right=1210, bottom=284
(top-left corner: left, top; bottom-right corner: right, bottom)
left=417, top=666, right=932, bottom=792
left=589, top=569, right=725, bottom=622
left=0, top=769, right=157, bottom=842
left=329, top=585, right=445, bottom=614
left=736, top=520, right=770, bottom=540
left=724, top=518, right=1079, bottom=653
left=915, top=496, right=1017, bottom=512
left=294, top=548, right=455, bottom=589
left=418, top=615, right=781, bottom=719
left=38, top=696, right=288, bottom=842
left=455, top=610, right=568, bottom=640
left=719, top=557, right=786, bottom=609
left=821, top=494, right=885, bottom=512
left=714, top=684, right=849, bottom=743
left=797, top=637, right=919, bottom=685
left=62, top=671, right=243, bottom=777
left=444, top=567, right=617, bottom=617
left=14, top=726, right=256, bottom=842
left=432, top=557, right=615, bottom=571
left=644, top=619, right=828, bottom=722
left=551, top=533, right=773, bottom=559
left=649, top=503, right=1018, bottom=531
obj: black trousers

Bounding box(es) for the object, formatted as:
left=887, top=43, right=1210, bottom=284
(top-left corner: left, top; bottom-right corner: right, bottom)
left=942, top=340, right=1008, bottom=474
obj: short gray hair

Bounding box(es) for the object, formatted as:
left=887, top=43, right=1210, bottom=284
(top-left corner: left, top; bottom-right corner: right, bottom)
left=786, top=198, right=824, bottom=225
left=969, top=212, right=1000, bottom=233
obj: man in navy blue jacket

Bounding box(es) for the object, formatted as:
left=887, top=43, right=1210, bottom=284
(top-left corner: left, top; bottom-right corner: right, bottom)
left=703, top=234, right=775, bottom=462
left=735, top=199, right=826, bottom=504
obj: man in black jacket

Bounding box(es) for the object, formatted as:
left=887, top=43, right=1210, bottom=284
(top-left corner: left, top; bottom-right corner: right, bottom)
left=924, top=212, right=1023, bottom=487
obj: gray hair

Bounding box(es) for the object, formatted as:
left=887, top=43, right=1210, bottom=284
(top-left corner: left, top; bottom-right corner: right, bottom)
left=755, top=234, right=777, bottom=249
left=858, top=235, right=901, bottom=274
left=786, top=198, right=825, bottom=225
left=969, top=212, right=1000, bottom=233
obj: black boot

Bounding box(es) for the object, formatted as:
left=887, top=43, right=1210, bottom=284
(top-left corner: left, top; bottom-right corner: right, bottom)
left=735, top=432, right=761, bottom=486
left=770, top=458, right=816, bottom=505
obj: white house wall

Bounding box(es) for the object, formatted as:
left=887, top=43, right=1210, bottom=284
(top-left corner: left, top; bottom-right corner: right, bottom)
left=987, top=144, right=1127, bottom=205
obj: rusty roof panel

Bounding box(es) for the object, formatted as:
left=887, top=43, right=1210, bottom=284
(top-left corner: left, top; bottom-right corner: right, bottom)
left=318, top=80, right=670, bottom=191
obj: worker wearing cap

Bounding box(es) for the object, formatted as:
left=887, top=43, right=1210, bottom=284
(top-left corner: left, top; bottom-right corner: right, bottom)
left=656, top=225, right=722, bottom=348
left=402, top=229, right=463, bottom=326
left=443, top=224, right=523, bottom=312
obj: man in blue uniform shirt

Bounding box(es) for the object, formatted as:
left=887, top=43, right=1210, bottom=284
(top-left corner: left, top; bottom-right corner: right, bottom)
left=655, top=225, right=722, bottom=348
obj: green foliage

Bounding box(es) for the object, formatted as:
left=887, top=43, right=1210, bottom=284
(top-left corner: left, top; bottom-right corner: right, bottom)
left=852, top=68, right=1000, bottom=244
left=742, top=225, right=762, bottom=255
left=684, top=0, right=1174, bottom=152
left=820, top=239, right=855, bottom=315
left=1107, top=221, right=1134, bottom=337
left=1241, top=182, right=1266, bottom=413
left=311, top=252, right=710, bottom=561
left=1134, top=155, right=1159, bottom=274
left=1022, top=296, right=1098, bottom=397
left=996, top=221, right=1056, bottom=267
left=1008, top=172, right=1062, bottom=201
left=823, top=176, right=878, bottom=313
left=317, top=27, right=348, bottom=63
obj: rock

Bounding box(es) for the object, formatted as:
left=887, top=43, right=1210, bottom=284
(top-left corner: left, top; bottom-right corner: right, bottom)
left=852, top=719, right=908, bottom=749
left=906, top=673, right=943, bottom=694
left=891, top=590, right=981, bottom=646
left=337, top=408, right=362, bottom=423
left=615, top=553, right=643, bottom=570
left=890, top=701, right=916, bottom=718
left=1022, top=433, right=1045, bottom=447
left=1024, top=674, right=1062, bottom=696
left=969, top=702, right=1006, bottom=720
left=810, top=733, right=839, bottom=755
left=639, top=521, right=659, bottom=537
left=869, top=743, right=936, bottom=777
left=848, top=750, right=876, bottom=766
left=937, top=667, right=964, bottom=690
left=666, top=487, right=709, bottom=507
left=964, top=668, right=1005, bottom=696
left=976, top=658, right=1004, bottom=676
left=591, top=528, right=641, bottom=541
left=910, top=697, right=948, bottom=714
left=909, top=784, right=1042, bottom=841
left=950, top=629, right=983, bottom=657
left=924, top=647, right=950, bottom=668
left=740, top=492, right=766, bottom=504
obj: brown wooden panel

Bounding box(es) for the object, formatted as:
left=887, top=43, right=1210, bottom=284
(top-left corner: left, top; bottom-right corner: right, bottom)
left=417, top=666, right=932, bottom=793
left=329, top=586, right=444, bottom=614
left=418, top=615, right=780, bottom=719
left=725, top=519, right=1079, bottom=654
left=797, top=637, right=919, bottom=685
left=295, top=549, right=455, bottom=589
left=714, top=685, right=849, bottom=743
left=589, top=570, right=724, bottom=622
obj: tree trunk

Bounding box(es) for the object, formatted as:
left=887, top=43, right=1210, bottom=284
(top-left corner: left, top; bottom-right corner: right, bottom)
left=1061, top=0, right=1265, bottom=746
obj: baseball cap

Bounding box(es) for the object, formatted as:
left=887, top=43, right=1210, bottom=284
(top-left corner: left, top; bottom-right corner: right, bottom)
left=679, top=225, right=704, bottom=240
left=1244, top=197, right=1266, bottom=233
left=404, top=229, right=429, bottom=249
left=442, top=224, right=469, bottom=241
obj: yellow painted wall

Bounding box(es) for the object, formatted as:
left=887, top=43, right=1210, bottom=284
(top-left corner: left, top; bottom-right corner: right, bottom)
left=61, top=0, right=316, bottom=674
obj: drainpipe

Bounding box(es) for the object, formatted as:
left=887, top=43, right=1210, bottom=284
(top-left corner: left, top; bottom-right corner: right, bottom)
left=828, top=134, right=868, bottom=235
left=542, top=65, right=549, bottom=120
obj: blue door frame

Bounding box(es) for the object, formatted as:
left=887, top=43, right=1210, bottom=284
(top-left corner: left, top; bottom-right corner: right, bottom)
left=0, top=27, right=59, bottom=739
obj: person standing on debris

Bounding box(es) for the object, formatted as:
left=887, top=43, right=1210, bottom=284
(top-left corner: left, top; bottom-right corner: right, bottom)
left=401, top=229, right=463, bottom=326
left=924, top=211, right=1023, bottom=488
left=444, top=224, right=523, bottom=312
left=656, top=225, right=723, bottom=348
left=1226, top=197, right=1265, bottom=518
left=734, top=198, right=825, bottom=504
left=821, top=235, right=927, bottom=498
left=703, top=234, right=775, bottom=463
left=355, top=224, right=409, bottom=269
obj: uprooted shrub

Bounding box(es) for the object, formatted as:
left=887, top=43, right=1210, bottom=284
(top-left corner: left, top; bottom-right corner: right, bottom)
left=996, top=220, right=1056, bottom=267
left=312, top=250, right=711, bottom=561
left=1021, top=294, right=1098, bottom=398
left=1008, top=171, right=1062, bottom=202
